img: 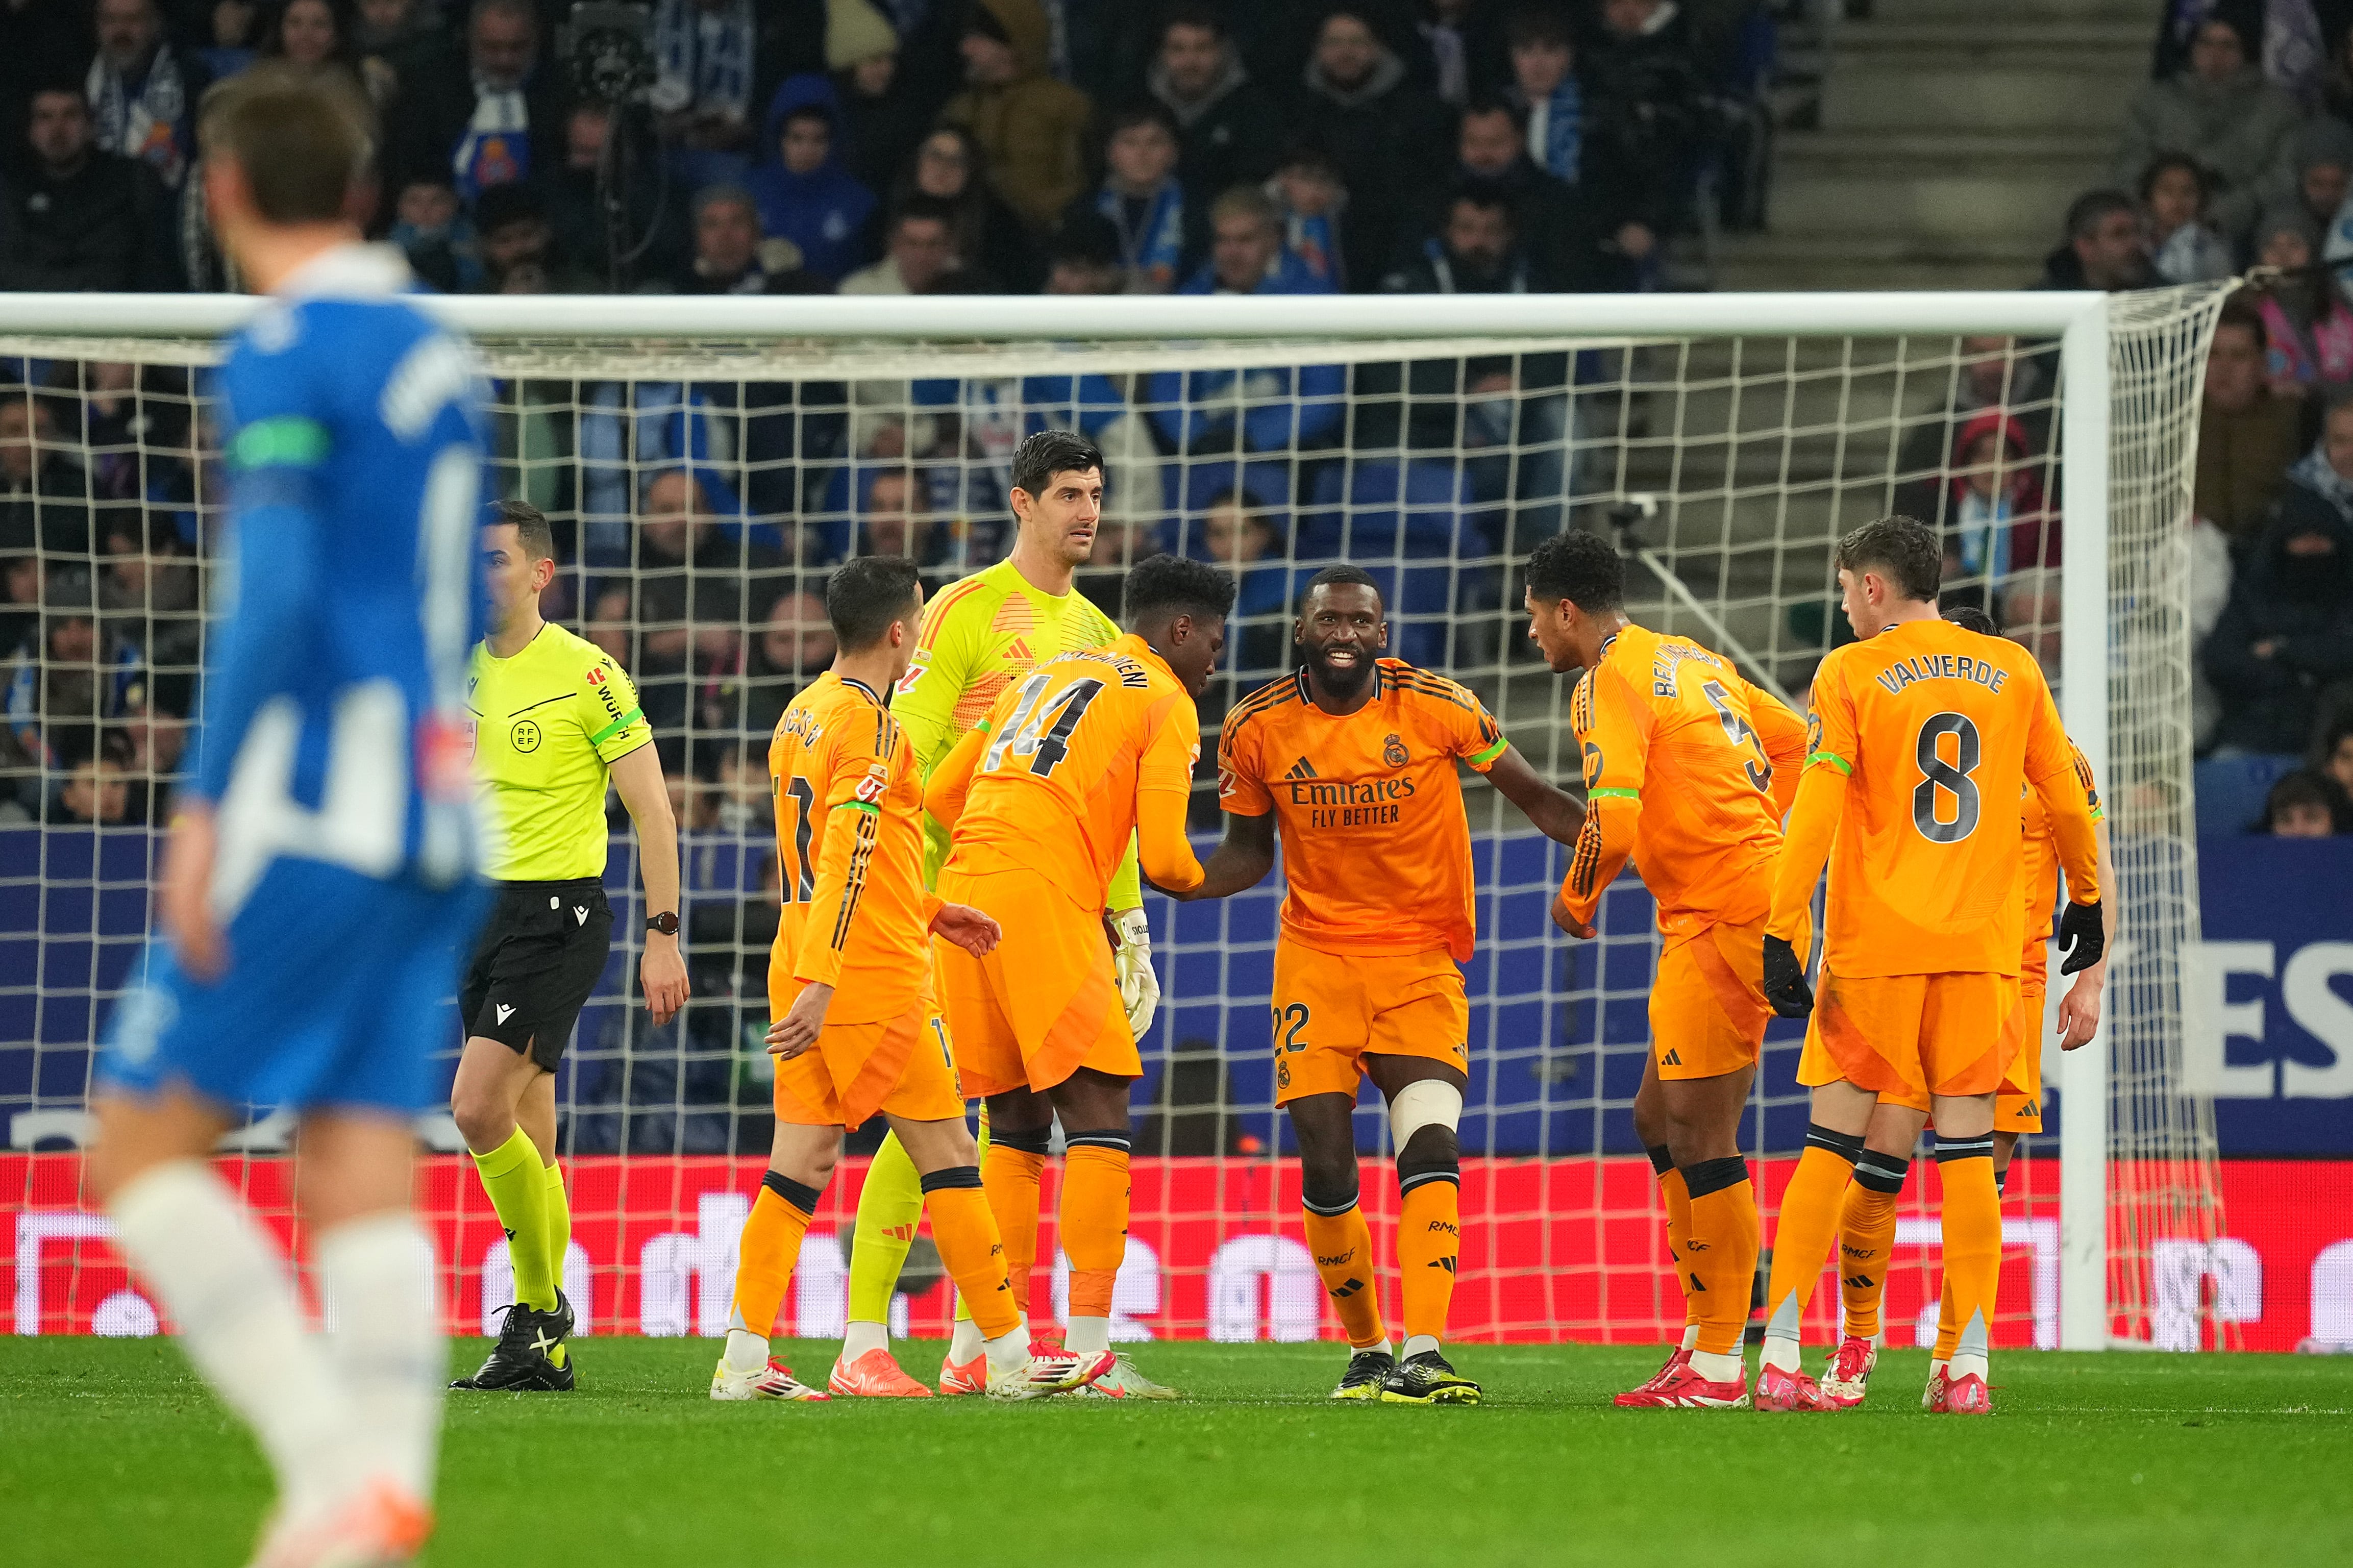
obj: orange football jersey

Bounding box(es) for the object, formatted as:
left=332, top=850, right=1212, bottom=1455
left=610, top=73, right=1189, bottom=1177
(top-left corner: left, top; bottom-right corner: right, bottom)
left=2017, top=741, right=2103, bottom=991
left=1802, top=618, right=2091, bottom=979
left=1218, top=660, right=1508, bottom=962
left=1558, top=625, right=1806, bottom=936
left=769, top=671, right=938, bottom=1025
left=936, top=633, right=1200, bottom=915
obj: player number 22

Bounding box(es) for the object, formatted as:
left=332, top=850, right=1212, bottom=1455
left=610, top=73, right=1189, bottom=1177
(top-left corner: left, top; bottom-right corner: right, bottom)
left=1911, top=711, right=1982, bottom=843
left=1272, top=1002, right=1310, bottom=1053
left=984, top=674, right=1106, bottom=779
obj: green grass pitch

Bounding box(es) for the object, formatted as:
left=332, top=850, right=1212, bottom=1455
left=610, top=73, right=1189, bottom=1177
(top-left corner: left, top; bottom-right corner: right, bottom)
left=6, top=1338, right=2350, bottom=1567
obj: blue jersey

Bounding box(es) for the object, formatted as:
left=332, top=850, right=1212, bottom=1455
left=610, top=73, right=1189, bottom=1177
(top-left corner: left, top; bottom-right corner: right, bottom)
left=101, top=246, right=492, bottom=1117
left=198, top=244, right=488, bottom=908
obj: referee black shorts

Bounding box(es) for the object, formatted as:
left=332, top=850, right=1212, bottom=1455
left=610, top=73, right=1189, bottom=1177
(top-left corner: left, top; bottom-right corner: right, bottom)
left=458, top=879, right=615, bottom=1072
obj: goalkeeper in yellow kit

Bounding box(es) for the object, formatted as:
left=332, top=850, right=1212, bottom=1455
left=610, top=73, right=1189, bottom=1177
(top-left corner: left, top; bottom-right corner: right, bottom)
left=829, top=430, right=1169, bottom=1399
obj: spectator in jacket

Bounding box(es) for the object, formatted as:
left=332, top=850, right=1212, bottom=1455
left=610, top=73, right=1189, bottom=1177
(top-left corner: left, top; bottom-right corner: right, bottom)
left=2199, top=301, right=2305, bottom=549
left=1044, top=210, right=1127, bottom=294
left=1266, top=140, right=1353, bottom=290
left=383, top=0, right=567, bottom=203
left=1504, top=5, right=1581, bottom=188
left=2036, top=188, right=2152, bottom=291
left=1150, top=6, right=1284, bottom=207
left=1149, top=186, right=1343, bottom=457
left=86, top=0, right=206, bottom=192
left=1074, top=103, right=1188, bottom=293
left=888, top=125, right=1037, bottom=291
left=839, top=196, right=960, bottom=294
left=747, top=74, right=876, bottom=285
left=0, top=86, right=179, bottom=293
left=2206, top=394, right=2353, bottom=755
left=1579, top=0, right=1704, bottom=251
left=543, top=102, right=686, bottom=291
left=653, top=184, right=816, bottom=294
left=2142, top=153, right=2234, bottom=284
left=1382, top=182, right=1543, bottom=292
left=1447, top=95, right=1626, bottom=291
left=1290, top=6, right=1454, bottom=288
left=940, top=0, right=1093, bottom=232
left=2252, top=206, right=2353, bottom=398
left=2114, top=10, right=2301, bottom=241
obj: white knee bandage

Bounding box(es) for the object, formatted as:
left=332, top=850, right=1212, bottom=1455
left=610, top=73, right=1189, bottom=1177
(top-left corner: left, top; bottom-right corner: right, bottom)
left=1389, top=1080, right=1463, bottom=1149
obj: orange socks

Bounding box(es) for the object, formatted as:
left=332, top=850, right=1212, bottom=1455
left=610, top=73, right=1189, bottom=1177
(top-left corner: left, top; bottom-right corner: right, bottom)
left=1651, top=1148, right=1699, bottom=1343
left=982, top=1130, right=1051, bottom=1326
left=1760, top=1127, right=1861, bottom=1366
left=1679, top=1156, right=1758, bottom=1358
left=1840, top=1149, right=1907, bottom=1341
left=1397, top=1171, right=1461, bottom=1346
left=920, top=1166, right=1020, bottom=1340
left=1934, top=1135, right=2002, bottom=1371
left=730, top=1172, right=820, bottom=1345
left=1059, top=1134, right=1131, bottom=1346
left=1303, top=1197, right=1389, bottom=1350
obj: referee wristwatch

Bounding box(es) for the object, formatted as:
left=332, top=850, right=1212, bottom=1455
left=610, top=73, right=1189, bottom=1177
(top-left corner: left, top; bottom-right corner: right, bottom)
left=646, top=912, right=680, bottom=936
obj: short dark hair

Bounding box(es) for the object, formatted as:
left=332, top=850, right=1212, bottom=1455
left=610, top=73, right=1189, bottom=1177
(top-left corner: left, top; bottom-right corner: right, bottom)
left=1450, top=182, right=1514, bottom=222
left=1303, top=562, right=1382, bottom=610
left=1460, top=94, right=1527, bottom=131
left=1505, top=5, right=1573, bottom=48
left=1124, top=552, right=1236, bottom=628
left=1943, top=604, right=1998, bottom=636
left=1051, top=210, right=1123, bottom=269
left=1524, top=529, right=1622, bottom=612
left=1160, top=3, right=1224, bottom=40
left=2262, top=768, right=2350, bottom=832
left=891, top=193, right=957, bottom=234
left=2215, top=295, right=2268, bottom=351
left=825, top=556, right=923, bottom=651
left=1838, top=515, right=1942, bottom=602
left=2137, top=152, right=2206, bottom=205
left=2065, top=188, right=2137, bottom=243
left=1106, top=101, right=1179, bottom=142
left=199, top=61, right=375, bottom=225
left=492, top=498, right=555, bottom=563
left=1010, top=429, right=1104, bottom=498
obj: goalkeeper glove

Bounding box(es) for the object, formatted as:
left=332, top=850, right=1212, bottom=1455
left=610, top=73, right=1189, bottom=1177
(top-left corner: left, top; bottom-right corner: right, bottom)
left=2057, top=898, right=2107, bottom=975
left=1761, top=933, right=1814, bottom=1019
left=1109, top=907, right=1160, bottom=1038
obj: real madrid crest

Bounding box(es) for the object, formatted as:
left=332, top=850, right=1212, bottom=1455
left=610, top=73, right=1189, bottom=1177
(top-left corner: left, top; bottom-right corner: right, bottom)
left=1383, top=733, right=1408, bottom=768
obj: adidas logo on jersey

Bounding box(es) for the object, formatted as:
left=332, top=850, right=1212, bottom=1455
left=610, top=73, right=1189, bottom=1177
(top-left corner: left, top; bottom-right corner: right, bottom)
left=1660, top=1048, right=1684, bottom=1066
left=1284, top=757, right=1319, bottom=780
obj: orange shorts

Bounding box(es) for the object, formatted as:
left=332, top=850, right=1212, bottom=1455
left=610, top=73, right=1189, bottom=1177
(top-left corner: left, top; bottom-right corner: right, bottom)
left=1648, top=914, right=1802, bottom=1081
left=934, top=866, right=1136, bottom=1099
left=1874, top=984, right=2046, bottom=1132
left=1271, top=935, right=1468, bottom=1105
left=767, top=982, right=965, bottom=1130
left=1798, top=970, right=2020, bottom=1104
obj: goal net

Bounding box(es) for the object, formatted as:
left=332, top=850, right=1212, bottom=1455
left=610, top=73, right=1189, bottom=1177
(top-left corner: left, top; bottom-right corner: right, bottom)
left=1, top=286, right=2233, bottom=1353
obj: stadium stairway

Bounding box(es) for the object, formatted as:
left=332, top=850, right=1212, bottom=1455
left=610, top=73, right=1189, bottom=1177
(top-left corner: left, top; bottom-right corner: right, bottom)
left=1718, top=0, right=2151, bottom=291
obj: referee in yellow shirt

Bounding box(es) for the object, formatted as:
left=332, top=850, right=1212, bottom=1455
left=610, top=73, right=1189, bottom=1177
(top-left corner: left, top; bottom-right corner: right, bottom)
left=450, top=501, right=689, bottom=1390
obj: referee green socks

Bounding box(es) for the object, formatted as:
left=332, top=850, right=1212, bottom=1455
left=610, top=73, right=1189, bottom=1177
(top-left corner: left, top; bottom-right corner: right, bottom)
left=473, top=1128, right=559, bottom=1313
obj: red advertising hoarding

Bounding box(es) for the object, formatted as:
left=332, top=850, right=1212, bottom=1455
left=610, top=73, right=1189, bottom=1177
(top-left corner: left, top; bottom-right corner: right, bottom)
left=9, top=1155, right=2346, bottom=1351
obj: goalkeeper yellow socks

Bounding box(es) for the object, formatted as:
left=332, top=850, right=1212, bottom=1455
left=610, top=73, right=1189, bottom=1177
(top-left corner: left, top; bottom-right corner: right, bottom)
left=847, top=1131, right=924, bottom=1333
left=473, top=1127, right=556, bottom=1312
left=540, top=1158, right=571, bottom=1366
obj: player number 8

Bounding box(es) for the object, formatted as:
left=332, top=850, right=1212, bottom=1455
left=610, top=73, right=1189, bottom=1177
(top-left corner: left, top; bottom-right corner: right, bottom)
left=1911, top=711, right=1982, bottom=843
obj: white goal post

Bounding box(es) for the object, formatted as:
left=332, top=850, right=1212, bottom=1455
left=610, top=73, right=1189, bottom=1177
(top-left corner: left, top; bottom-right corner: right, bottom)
left=0, top=286, right=2231, bottom=1352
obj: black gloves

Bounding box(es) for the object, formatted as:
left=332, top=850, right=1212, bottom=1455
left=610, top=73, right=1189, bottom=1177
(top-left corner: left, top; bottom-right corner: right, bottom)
left=1762, top=933, right=1814, bottom=1019
left=2058, top=898, right=2107, bottom=975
